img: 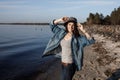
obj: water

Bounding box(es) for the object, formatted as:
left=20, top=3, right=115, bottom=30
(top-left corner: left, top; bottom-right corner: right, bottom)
left=0, top=25, right=53, bottom=80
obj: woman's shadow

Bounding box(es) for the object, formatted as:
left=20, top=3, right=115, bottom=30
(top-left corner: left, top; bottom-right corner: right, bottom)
left=107, top=69, right=120, bottom=80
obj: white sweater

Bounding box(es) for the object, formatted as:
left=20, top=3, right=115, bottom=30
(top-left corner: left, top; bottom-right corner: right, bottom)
left=60, top=37, right=73, bottom=63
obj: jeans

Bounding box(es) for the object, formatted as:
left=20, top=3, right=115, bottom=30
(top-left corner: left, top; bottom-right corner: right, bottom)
left=61, top=62, right=76, bottom=80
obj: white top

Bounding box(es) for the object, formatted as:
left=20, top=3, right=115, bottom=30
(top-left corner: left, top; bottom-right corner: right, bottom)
left=60, top=37, right=73, bottom=63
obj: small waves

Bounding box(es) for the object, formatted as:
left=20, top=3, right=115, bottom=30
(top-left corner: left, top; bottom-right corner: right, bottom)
left=0, top=25, right=51, bottom=80
left=0, top=37, right=47, bottom=57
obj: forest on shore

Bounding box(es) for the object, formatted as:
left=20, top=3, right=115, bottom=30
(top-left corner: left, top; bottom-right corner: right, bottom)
left=85, top=6, right=120, bottom=25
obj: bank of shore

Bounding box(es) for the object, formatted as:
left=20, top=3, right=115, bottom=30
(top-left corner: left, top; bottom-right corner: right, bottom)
left=14, top=33, right=120, bottom=80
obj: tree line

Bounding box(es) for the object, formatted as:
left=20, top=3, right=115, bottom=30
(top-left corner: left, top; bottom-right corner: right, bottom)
left=86, top=7, right=120, bottom=25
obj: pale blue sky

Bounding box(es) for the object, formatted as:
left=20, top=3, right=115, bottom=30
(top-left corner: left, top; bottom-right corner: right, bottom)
left=0, top=0, right=119, bottom=23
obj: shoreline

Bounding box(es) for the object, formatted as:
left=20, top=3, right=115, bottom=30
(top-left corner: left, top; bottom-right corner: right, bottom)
left=3, top=33, right=120, bottom=80
left=0, top=23, right=64, bottom=25
left=0, top=23, right=49, bottom=25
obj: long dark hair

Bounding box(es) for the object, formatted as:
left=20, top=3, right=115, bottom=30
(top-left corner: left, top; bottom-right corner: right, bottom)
left=65, top=22, right=80, bottom=50
left=65, top=22, right=80, bottom=38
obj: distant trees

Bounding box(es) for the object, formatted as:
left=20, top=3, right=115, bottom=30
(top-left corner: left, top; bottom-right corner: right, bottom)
left=104, top=15, right=111, bottom=25
left=86, top=7, right=120, bottom=25
left=87, top=13, right=94, bottom=24
left=110, top=7, right=120, bottom=25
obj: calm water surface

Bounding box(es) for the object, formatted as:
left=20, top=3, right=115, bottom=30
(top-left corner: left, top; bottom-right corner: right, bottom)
left=0, top=25, right=53, bottom=80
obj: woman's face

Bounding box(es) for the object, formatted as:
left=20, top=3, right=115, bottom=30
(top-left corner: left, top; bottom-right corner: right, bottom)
left=67, top=22, right=75, bottom=33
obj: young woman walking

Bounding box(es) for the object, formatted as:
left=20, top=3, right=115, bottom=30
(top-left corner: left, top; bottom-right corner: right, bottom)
left=42, top=17, right=95, bottom=80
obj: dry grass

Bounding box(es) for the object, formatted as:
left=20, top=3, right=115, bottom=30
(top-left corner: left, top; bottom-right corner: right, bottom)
left=85, top=25, right=120, bottom=42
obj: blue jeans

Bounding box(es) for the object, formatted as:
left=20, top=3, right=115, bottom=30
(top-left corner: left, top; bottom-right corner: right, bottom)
left=61, top=62, right=76, bottom=80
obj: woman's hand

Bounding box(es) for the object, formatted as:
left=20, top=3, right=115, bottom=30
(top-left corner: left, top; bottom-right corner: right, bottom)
left=62, top=17, right=69, bottom=22
left=77, top=23, right=86, bottom=33
left=77, top=23, right=92, bottom=39
left=54, top=17, right=69, bottom=24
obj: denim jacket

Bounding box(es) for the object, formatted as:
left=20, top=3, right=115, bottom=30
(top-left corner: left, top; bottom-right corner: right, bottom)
left=42, top=21, right=95, bottom=71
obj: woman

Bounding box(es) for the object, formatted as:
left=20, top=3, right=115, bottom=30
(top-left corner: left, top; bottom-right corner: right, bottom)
left=42, top=17, right=95, bottom=80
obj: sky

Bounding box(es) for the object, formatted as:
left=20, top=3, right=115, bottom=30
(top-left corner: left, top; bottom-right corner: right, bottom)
left=0, top=0, right=120, bottom=23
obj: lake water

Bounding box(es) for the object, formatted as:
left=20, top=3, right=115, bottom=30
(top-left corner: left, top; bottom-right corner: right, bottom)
left=0, top=25, right=53, bottom=80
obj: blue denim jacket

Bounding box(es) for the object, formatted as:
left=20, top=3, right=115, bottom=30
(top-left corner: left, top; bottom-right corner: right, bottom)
left=42, top=21, right=95, bottom=71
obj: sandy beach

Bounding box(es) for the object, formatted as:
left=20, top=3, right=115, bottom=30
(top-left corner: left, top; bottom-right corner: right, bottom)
left=72, top=34, right=120, bottom=80
left=13, top=33, right=120, bottom=80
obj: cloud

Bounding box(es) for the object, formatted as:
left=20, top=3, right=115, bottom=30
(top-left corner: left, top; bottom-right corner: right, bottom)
left=52, top=0, right=116, bottom=6
left=48, top=0, right=117, bottom=12
left=49, top=6, right=82, bottom=12
left=0, top=1, right=28, bottom=5
left=0, top=1, right=26, bottom=9
left=0, top=0, right=42, bottom=10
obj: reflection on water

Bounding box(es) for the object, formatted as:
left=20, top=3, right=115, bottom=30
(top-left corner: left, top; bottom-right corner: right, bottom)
left=0, top=25, right=53, bottom=80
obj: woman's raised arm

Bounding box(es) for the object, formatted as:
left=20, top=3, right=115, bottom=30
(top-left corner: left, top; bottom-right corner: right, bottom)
left=54, top=17, right=69, bottom=24
left=49, top=17, right=69, bottom=33
left=77, top=23, right=92, bottom=40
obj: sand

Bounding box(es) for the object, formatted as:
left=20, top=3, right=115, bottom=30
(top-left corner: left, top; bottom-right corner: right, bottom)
left=15, top=34, right=120, bottom=80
